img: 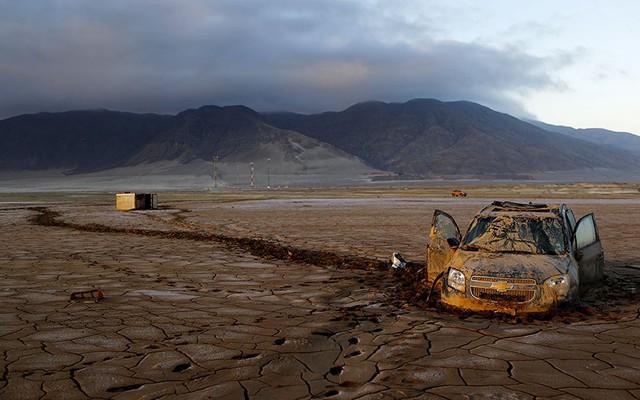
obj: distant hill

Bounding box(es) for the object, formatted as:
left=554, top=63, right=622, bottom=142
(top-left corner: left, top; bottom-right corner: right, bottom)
left=128, top=105, right=372, bottom=177
left=0, top=105, right=373, bottom=185
left=526, top=120, right=640, bottom=155
left=0, top=110, right=171, bottom=172
left=1, top=99, right=639, bottom=186
left=264, top=99, right=640, bottom=176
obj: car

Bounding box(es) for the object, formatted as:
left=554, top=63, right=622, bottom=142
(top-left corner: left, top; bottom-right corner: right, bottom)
left=426, top=201, right=604, bottom=314
left=451, top=189, right=467, bottom=197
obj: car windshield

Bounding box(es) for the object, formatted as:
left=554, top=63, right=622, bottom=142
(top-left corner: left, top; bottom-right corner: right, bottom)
left=461, top=215, right=566, bottom=255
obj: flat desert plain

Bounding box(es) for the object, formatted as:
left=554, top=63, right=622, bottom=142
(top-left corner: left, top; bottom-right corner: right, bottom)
left=1, top=183, right=639, bottom=399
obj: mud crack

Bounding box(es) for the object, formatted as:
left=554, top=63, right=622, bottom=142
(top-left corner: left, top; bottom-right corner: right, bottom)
left=28, top=207, right=640, bottom=322
left=28, top=207, right=388, bottom=271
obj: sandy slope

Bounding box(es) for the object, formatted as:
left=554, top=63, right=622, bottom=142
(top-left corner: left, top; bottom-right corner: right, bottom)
left=0, top=156, right=378, bottom=192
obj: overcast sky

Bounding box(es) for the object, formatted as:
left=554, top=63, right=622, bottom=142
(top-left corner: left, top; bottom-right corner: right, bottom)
left=1, top=0, right=639, bottom=134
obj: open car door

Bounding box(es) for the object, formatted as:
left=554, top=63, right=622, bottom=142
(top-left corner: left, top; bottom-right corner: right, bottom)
left=573, top=213, right=604, bottom=287
left=427, top=210, right=461, bottom=282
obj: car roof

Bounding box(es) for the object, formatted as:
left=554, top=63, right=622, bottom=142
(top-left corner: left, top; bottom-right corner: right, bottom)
left=478, top=201, right=564, bottom=217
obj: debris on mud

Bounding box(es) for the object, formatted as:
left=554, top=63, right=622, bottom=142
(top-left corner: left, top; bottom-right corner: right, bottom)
left=29, top=206, right=640, bottom=322
left=28, top=207, right=388, bottom=272
left=70, top=288, right=104, bottom=303
left=390, top=252, right=407, bottom=269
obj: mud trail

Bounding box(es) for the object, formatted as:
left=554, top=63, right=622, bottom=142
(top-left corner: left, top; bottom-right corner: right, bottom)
left=29, top=206, right=640, bottom=323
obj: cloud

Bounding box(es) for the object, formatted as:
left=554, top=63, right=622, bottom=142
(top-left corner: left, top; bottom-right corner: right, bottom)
left=0, top=0, right=573, bottom=119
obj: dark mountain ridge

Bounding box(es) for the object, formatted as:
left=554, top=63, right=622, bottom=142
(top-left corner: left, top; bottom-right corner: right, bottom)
left=1, top=99, right=639, bottom=180
left=0, top=110, right=171, bottom=173
left=131, top=105, right=297, bottom=162
left=264, top=99, right=640, bottom=175
left=128, top=105, right=368, bottom=173
left=526, top=120, right=640, bottom=155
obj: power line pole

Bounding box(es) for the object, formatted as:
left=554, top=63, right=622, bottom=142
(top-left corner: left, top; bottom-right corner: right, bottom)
left=267, top=158, right=271, bottom=188
left=213, top=155, right=219, bottom=188
left=249, top=162, right=254, bottom=189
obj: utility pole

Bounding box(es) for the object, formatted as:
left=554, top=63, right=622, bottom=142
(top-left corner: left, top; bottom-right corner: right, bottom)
left=267, top=158, right=271, bottom=188
left=213, top=155, right=219, bottom=188
left=249, top=162, right=254, bottom=188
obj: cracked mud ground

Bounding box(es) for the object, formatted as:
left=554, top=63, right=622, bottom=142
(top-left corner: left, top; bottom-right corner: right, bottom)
left=1, top=197, right=639, bottom=399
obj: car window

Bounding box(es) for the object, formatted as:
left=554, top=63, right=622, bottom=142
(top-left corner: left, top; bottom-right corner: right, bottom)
left=462, top=215, right=566, bottom=255
left=432, top=211, right=460, bottom=241
left=566, top=209, right=576, bottom=234
left=574, top=214, right=598, bottom=250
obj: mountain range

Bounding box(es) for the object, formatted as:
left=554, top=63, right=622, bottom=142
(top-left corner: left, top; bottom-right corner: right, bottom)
left=265, top=99, right=640, bottom=176
left=1, top=98, right=639, bottom=188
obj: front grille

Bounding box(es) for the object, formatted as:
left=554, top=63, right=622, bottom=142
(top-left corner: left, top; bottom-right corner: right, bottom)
left=470, top=276, right=537, bottom=303
left=471, top=287, right=536, bottom=302
left=471, top=276, right=537, bottom=285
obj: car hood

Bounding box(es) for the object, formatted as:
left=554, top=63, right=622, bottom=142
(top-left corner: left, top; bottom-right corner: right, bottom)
left=449, top=250, right=572, bottom=283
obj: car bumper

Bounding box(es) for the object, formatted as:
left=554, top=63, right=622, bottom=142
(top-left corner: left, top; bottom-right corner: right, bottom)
left=441, top=277, right=575, bottom=314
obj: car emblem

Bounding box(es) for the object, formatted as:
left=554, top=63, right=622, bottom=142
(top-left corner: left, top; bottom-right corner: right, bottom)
left=490, top=281, right=514, bottom=292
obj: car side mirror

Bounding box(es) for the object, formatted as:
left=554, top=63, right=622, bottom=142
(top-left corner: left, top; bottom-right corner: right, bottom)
left=447, top=237, right=460, bottom=249
left=575, top=248, right=584, bottom=262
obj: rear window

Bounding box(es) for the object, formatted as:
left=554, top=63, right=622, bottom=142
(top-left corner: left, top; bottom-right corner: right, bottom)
left=462, top=215, right=566, bottom=255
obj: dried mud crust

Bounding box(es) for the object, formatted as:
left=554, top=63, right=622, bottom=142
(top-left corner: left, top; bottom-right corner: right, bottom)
left=28, top=207, right=387, bottom=271
left=29, top=206, right=640, bottom=323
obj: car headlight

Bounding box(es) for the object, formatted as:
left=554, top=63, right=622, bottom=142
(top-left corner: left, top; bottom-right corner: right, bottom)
left=447, top=268, right=466, bottom=292
left=545, top=274, right=570, bottom=297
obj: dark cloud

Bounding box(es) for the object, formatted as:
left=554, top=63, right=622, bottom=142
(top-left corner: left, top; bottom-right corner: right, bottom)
left=0, top=0, right=569, bottom=119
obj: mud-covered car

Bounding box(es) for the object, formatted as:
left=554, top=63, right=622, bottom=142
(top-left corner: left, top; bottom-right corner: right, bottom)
left=427, top=201, right=604, bottom=314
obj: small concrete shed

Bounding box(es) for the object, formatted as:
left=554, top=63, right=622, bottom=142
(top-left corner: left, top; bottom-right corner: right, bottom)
left=116, top=193, right=158, bottom=211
